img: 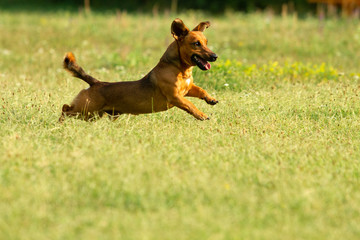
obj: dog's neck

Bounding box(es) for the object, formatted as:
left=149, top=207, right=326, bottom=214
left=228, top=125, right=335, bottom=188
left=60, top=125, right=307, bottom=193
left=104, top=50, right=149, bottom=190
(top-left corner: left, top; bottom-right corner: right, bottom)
left=160, top=41, right=192, bottom=73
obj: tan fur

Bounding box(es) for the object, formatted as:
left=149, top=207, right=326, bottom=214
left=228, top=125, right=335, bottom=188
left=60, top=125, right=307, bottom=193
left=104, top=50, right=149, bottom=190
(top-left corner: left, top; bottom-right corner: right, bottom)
left=59, top=18, right=218, bottom=122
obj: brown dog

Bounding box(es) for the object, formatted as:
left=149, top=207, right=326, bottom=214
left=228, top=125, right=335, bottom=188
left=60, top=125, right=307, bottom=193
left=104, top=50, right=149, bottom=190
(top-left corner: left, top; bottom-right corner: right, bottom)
left=59, top=18, right=218, bottom=122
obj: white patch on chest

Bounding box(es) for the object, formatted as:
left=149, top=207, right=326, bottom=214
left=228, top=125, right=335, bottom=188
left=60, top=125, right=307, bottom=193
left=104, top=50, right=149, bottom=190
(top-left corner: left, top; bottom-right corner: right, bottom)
left=181, top=78, right=192, bottom=96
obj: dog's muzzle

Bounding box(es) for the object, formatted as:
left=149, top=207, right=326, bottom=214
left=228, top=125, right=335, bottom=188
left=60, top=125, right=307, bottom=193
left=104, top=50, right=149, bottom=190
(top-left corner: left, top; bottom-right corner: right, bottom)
left=209, top=53, right=218, bottom=62
left=191, top=53, right=217, bottom=71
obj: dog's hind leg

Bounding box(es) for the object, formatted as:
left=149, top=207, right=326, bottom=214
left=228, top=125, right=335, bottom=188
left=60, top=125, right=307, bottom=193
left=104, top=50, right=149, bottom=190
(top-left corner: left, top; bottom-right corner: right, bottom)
left=59, top=104, right=103, bottom=122
left=59, top=95, right=105, bottom=122
left=104, top=110, right=122, bottom=121
left=59, top=87, right=107, bottom=122
left=59, top=104, right=77, bottom=122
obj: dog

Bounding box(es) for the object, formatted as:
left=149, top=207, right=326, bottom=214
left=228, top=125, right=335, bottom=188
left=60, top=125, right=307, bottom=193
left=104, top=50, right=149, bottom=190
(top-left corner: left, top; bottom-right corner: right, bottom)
left=59, top=18, right=218, bottom=122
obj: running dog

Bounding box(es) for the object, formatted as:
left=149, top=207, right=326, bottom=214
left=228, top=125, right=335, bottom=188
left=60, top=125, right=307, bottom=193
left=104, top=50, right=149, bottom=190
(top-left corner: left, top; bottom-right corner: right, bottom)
left=59, top=18, right=218, bottom=122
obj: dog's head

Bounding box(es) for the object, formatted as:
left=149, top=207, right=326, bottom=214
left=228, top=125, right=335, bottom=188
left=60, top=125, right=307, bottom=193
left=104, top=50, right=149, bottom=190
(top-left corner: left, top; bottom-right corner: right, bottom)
left=171, top=18, right=217, bottom=71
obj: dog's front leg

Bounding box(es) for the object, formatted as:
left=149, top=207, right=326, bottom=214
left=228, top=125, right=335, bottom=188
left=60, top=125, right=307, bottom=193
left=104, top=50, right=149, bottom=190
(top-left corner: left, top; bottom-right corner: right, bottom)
left=186, top=84, right=218, bottom=105
left=169, top=96, right=209, bottom=120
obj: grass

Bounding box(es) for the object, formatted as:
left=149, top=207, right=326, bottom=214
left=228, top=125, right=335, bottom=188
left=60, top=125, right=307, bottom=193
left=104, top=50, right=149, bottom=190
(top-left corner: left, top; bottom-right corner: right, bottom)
left=1, top=10, right=360, bottom=240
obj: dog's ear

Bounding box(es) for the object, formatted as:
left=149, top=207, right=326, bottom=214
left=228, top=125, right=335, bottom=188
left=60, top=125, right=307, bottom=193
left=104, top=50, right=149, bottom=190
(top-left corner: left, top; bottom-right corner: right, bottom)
left=171, top=18, right=189, bottom=40
left=192, top=21, right=210, bottom=32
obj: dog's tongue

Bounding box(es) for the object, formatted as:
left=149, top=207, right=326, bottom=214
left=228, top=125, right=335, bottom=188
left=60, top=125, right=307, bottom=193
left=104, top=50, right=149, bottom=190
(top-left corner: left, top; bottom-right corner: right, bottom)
left=205, top=62, right=211, bottom=70
left=198, top=57, right=211, bottom=70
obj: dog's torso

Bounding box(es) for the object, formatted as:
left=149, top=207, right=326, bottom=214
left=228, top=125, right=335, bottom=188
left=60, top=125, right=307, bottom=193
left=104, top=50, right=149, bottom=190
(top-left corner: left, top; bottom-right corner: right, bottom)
left=78, top=62, right=194, bottom=115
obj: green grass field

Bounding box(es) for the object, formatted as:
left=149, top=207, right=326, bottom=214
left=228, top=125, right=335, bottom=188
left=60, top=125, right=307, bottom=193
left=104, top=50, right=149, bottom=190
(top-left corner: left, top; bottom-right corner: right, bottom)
left=1, top=10, right=360, bottom=240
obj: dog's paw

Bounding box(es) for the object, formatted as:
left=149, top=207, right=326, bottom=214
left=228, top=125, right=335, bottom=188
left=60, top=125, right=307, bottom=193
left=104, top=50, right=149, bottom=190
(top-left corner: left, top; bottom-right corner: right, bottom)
left=199, top=116, right=210, bottom=120
left=208, top=99, right=218, bottom=105
left=62, top=104, right=73, bottom=112
left=204, top=97, right=218, bottom=105
left=197, top=113, right=210, bottom=120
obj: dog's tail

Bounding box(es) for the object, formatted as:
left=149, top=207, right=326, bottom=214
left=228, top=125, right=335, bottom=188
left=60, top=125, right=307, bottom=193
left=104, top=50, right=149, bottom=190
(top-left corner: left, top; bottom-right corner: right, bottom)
left=63, top=52, right=100, bottom=86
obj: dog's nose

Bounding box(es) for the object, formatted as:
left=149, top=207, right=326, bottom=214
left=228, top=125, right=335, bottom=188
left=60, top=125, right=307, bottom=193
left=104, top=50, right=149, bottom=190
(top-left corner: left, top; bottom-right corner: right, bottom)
left=210, top=53, right=218, bottom=62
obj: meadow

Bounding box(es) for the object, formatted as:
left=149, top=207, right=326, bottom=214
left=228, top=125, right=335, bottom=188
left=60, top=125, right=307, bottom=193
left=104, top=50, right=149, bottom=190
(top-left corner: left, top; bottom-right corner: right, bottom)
left=1, top=10, right=360, bottom=239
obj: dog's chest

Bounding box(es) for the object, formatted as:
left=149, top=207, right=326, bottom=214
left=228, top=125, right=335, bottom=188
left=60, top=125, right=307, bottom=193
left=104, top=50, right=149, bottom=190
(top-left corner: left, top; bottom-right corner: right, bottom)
left=180, top=77, right=192, bottom=95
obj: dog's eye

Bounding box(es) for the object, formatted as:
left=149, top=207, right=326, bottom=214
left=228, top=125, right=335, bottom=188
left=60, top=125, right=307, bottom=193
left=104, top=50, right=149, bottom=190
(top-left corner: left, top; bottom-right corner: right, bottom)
left=194, top=41, right=201, bottom=47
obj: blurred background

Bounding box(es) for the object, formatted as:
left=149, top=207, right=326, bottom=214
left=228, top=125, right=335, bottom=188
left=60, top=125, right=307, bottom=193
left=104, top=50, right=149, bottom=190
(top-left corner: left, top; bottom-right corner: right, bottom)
left=1, top=0, right=360, bottom=17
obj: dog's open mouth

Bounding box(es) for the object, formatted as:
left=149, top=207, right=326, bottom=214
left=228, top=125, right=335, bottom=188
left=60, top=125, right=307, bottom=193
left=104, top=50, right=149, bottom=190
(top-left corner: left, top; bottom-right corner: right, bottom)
left=191, top=55, right=211, bottom=71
